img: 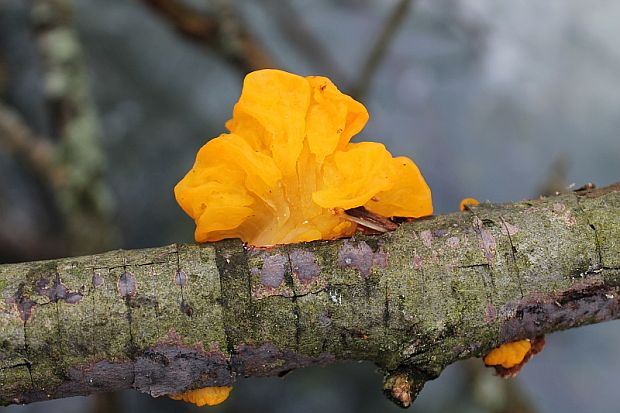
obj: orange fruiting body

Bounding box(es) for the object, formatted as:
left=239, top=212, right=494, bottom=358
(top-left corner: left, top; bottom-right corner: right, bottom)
left=169, top=386, right=232, bottom=407
left=483, top=339, right=532, bottom=369
left=459, top=197, right=480, bottom=211
left=174, top=69, right=432, bottom=246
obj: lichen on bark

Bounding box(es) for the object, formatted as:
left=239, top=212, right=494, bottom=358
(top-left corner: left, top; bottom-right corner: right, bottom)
left=0, top=183, right=619, bottom=407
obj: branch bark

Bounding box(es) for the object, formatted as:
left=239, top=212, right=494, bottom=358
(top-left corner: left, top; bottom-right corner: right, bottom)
left=1, top=183, right=619, bottom=407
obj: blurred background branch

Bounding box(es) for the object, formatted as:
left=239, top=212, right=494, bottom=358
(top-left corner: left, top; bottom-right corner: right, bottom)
left=0, top=102, right=60, bottom=188
left=0, top=0, right=116, bottom=261
left=352, top=0, right=413, bottom=99
left=31, top=0, right=116, bottom=254
left=140, top=0, right=273, bottom=73
left=262, top=0, right=349, bottom=83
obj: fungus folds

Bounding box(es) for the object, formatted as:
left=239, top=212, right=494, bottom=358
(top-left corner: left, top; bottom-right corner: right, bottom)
left=175, top=69, right=432, bottom=246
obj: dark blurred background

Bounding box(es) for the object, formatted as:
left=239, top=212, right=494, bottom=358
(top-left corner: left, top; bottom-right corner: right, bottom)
left=1, top=0, right=619, bottom=412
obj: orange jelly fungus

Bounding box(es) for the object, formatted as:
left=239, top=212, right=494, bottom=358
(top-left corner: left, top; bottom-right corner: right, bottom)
left=169, top=386, right=232, bottom=407
left=175, top=69, right=433, bottom=246
left=483, top=339, right=532, bottom=369
left=459, top=197, right=480, bottom=212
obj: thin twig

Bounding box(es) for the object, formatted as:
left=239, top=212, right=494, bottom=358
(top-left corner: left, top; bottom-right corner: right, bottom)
left=264, top=0, right=349, bottom=83
left=352, top=0, right=414, bottom=100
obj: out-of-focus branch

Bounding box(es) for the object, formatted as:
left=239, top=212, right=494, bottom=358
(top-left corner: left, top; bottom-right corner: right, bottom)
left=140, top=0, right=273, bottom=73
left=142, top=0, right=218, bottom=40
left=352, top=0, right=414, bottom=100
left=0, top=102, right=62, bottom=188
left=0, top=104, right=67, bottom=263
left=264, top=0, right=349, bottom=83
left=0, top=225, right=67, bottom=263
left=29, top=0, right=117, bottom=255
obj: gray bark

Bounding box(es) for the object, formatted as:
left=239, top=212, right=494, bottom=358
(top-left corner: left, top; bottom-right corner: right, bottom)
left=0, top=183, right=619, bottom=407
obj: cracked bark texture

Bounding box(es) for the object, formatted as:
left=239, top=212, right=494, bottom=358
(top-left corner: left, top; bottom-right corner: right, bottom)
left=0, top=183, right=619, bottom=407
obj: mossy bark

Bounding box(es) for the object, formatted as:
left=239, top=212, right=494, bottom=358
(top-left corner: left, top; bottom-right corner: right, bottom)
left=1, top=184, right=619, bottom=407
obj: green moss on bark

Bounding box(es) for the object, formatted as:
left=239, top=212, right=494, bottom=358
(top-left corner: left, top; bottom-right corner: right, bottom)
left=0, top=184, right=619, bottom=406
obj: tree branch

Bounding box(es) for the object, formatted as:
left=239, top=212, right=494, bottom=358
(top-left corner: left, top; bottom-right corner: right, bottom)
left=140, top=0, right=273, bottom=73
left=30, top=0, right=117, bottom=255
left=0, top=0, right=116, bottom=258
left=351, top=0, right=414, bottom=100
left=1, top=183, right=619, bottom=407
left=263, top=0, right=349, bottom=84
left=0, top=101, right=61, bottom=188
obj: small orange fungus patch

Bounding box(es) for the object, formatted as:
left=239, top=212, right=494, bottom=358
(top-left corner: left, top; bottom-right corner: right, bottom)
left=484, top=336, right=545, bottom=378
left=169, top=386, right=232, bottom=407
left=174, top=69, right=432, bottom=246
left=483, top=339, right=531, bottom=369
left=459, top=197, right=480, bottom=211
